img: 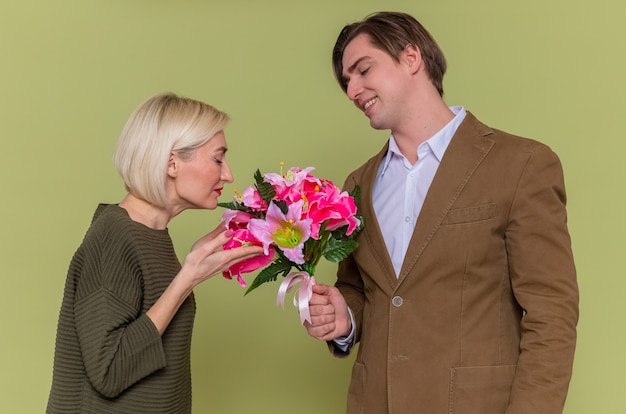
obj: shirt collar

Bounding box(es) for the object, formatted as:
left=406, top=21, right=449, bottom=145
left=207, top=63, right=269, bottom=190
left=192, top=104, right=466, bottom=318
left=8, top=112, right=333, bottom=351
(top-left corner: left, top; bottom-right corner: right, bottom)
left=380, top=106, right=467, bottom=174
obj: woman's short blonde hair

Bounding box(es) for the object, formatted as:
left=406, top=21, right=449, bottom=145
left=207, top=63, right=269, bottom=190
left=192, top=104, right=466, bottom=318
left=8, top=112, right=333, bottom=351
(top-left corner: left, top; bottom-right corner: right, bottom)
left=114, top=92, right=229, bottom=207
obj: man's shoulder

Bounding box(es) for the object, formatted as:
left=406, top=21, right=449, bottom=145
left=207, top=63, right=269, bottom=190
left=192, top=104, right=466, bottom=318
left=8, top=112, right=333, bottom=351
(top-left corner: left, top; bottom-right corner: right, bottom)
left=461, top=111, right=555, bottom=155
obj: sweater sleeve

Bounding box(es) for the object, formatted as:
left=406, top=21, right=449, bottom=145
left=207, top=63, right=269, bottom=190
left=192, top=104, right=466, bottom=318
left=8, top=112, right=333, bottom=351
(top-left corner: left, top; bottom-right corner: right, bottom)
left=72, top=221, right=168, bottom=399
left=74, top=287, right=167, bottom=398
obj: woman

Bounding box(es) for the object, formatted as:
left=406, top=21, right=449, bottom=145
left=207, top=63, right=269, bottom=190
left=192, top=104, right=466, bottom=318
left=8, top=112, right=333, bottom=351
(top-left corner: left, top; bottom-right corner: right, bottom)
left=47, top=93, right=263, bottom=413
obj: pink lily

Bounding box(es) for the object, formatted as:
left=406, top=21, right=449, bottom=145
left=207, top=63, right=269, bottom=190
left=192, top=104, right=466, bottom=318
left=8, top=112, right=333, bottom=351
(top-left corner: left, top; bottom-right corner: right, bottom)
left=306, top=182, right=360, bottom=238
left=265, top=167, right=319, bottom=204
left=222, top=229, right=276, bottom=287
left=221, top=210, right=255, bottom=231
left=248, top=199, right=312, bottom=264
left=239, top=186, right=265, bottom=211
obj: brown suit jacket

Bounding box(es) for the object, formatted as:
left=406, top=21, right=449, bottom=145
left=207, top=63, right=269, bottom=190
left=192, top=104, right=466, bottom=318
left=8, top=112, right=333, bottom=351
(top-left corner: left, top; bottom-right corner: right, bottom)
left=332, top=112, right=578, bottom=414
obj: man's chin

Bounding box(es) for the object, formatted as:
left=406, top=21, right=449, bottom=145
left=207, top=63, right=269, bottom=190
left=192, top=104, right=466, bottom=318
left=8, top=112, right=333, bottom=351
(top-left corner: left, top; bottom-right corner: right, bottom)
left=369, top=119, right=387, bottom=130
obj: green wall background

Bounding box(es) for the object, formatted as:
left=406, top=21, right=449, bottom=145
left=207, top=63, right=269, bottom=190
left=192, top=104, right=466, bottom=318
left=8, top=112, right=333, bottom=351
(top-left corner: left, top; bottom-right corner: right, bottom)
left=1, top=0, right=623, bottom=412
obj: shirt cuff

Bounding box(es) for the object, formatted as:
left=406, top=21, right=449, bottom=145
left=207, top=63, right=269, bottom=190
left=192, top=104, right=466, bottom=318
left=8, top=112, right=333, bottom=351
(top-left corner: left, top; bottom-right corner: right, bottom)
left=332, top=307, right=355, bottom=352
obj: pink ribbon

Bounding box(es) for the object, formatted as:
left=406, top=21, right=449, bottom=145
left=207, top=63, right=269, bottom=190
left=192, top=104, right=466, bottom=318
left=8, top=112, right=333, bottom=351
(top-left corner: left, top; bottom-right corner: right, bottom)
left=276, top=271, right=316, bottom=325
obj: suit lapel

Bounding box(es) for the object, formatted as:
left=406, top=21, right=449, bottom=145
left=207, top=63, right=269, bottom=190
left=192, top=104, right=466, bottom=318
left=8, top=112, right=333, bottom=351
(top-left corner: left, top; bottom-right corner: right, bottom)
left=357, top=143, right=400, bottom=291
left=397, top=112, right=495, bottom=283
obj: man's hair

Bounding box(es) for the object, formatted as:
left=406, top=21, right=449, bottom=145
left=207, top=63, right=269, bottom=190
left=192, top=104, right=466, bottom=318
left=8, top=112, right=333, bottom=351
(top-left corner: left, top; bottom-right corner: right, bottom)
left=114, top=92, right=229, bottom=207
left=332, top=11, right=447, bottom=96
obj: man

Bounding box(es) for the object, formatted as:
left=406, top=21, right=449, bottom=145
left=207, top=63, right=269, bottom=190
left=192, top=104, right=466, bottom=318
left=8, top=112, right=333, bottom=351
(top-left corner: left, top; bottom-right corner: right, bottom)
left=305, top=11, right=578, bottom=414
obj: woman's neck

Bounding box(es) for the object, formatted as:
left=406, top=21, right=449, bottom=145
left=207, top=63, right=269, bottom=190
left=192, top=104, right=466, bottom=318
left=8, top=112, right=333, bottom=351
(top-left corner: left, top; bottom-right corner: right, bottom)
left=118, top=194, right=172, bottom=230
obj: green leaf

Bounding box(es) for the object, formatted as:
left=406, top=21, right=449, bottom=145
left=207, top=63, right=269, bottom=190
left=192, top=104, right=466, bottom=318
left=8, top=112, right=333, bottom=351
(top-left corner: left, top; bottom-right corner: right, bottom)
left=349, top=184, right=361, bottom=203
left=254, top=169, right=276, bottom=204
left=322, top=238, right=359, bottom=263
left=217, top=201, right=237, bottom=210
left=253, top=168, right=264, bottom=185
left=217, top=201, right=259, bottom=216
left=272, top=199, right=289, bottom=215
left=217, top=201, right=239, bottom=209
left=244, top=258, right=293, bottom=295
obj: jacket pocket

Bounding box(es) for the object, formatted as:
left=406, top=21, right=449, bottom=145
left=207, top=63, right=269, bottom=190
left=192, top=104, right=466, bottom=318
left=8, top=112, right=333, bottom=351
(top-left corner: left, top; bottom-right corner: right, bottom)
left=347, top=361, right=365, bottom=414
left=441, top=202, right=497, bottom=225
left=448, top=365, right=516, bottom=414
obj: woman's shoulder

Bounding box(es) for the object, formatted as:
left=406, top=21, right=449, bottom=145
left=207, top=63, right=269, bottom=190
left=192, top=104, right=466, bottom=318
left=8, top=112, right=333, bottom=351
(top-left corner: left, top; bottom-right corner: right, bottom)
left=84, top=204, right=172, bottom=250
left=69, top=205, right=132, bottom=260
left=86, top=204, right=134, bottom=237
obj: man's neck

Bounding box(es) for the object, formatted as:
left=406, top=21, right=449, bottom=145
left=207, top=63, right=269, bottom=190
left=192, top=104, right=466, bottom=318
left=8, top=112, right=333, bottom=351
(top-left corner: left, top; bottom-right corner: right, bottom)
left=391, top=97, right=454, bottom=164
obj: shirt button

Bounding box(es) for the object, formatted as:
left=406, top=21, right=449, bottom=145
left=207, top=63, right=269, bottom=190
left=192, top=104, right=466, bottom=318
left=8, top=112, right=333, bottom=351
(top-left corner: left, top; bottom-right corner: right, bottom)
left=404, top=216, right=411, bottom=223
left=392, top=296, right=403, bottom=307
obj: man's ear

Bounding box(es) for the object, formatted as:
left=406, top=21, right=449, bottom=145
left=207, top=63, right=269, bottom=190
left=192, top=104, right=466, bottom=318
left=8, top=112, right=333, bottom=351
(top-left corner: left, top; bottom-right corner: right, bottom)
left=402, top=44, right=422, bottom=74
left=167, top=152, right=178, bottom=178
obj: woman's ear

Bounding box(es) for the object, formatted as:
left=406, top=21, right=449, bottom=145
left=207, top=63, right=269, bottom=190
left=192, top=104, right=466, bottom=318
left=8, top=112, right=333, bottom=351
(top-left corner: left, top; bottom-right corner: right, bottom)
left=167, top=152, right=178, bottom=178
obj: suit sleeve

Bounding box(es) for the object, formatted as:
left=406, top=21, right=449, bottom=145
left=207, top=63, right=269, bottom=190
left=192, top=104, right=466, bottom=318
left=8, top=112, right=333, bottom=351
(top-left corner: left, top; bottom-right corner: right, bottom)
left=504, top=144, right=579, bottom=413
left=327, top=173, right=366, bottom=357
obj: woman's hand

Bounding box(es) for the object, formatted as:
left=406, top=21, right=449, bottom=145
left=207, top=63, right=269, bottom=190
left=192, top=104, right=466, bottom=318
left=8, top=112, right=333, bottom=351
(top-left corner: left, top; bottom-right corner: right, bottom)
left=147, top=223, right=263, bottom=334
left=183, top=223, right=263, bottom=287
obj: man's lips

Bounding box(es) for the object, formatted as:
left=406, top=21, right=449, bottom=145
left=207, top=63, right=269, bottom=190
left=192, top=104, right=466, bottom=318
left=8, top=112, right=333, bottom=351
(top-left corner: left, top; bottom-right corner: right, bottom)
left=360, top=97, right=377, bottom=116
left=363, top=97, right=377, bottom=111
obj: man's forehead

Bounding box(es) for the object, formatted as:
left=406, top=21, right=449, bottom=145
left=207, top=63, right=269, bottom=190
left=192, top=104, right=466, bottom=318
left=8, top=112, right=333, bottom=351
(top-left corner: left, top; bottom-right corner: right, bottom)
left=342, top=36, right=377, bottom=67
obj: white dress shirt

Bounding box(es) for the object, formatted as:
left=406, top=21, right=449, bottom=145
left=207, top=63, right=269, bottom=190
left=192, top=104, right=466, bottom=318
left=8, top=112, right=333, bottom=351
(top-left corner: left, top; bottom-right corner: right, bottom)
left=373, top=106, right=467, bottom=276
left=334, top=106, right=467, bottom=349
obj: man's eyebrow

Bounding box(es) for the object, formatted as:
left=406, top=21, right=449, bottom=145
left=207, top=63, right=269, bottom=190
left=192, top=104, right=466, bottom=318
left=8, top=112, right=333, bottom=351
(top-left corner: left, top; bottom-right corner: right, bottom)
left=346, top=56, right=370, bottom=75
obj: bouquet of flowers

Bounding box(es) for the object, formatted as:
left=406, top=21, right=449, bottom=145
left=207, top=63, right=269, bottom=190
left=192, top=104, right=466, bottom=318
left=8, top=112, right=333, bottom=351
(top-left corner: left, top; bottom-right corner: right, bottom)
left=219, top=165, right=363, bottom=324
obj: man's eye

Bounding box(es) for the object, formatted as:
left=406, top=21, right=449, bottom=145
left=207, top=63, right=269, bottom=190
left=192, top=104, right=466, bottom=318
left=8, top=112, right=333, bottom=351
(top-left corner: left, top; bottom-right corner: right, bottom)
left=214, top=158, right=223, bottom=165
left=360, top=68, right=370, bottom=76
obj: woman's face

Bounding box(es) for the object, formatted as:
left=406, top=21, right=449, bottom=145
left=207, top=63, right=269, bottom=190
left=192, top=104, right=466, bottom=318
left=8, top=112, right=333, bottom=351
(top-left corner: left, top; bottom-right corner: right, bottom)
left=169, top=130, right=233, bottom=211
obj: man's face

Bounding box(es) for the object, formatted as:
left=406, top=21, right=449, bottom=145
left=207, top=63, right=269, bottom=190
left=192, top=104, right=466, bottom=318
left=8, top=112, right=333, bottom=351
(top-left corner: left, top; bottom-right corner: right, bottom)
left=341, top=34, right=410, bottom=131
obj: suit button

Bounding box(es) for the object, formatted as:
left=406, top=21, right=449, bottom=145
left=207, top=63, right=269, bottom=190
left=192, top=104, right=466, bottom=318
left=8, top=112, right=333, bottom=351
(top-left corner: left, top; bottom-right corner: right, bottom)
left=392, top=296, right=403, bottom=307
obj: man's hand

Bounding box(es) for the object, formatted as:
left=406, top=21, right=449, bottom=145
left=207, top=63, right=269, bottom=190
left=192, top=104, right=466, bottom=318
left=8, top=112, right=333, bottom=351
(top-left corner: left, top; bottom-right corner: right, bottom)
left=304, top=283, right=351, bottom=341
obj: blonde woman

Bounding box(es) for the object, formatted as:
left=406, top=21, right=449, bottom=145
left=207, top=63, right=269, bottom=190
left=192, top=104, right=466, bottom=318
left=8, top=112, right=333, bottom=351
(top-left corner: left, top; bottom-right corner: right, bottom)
left=47, top=93, right=262, bottom=413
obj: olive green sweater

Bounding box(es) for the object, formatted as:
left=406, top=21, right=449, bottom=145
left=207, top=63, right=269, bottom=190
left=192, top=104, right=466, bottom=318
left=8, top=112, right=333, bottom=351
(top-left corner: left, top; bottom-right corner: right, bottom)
left=47, top=204, right=196, bottom=413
